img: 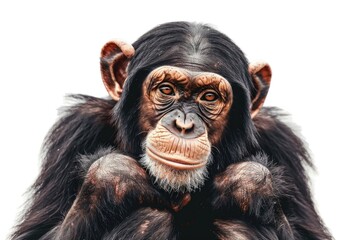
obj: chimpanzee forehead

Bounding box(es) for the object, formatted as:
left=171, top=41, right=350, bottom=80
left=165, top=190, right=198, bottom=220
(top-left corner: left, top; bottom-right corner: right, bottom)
left=146, top=65, right=230, bottom=88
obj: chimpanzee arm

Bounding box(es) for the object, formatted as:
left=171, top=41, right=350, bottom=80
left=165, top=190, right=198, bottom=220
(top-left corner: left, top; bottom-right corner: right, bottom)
left=212, top=155, right=294, bottom=239
left=50, top=153, right=165, bottom=240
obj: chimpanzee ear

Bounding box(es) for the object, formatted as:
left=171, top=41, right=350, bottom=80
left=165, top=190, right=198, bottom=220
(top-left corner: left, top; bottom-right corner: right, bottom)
left=249, top=62, right=272, bottom=118
left=100, top=40, right=135, bottom=101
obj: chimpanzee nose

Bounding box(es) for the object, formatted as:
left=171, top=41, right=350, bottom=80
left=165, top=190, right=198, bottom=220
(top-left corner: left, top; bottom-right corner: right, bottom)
left=175, top=117, right=194, bottom=134
left=161, top=110, right=206, bottom=139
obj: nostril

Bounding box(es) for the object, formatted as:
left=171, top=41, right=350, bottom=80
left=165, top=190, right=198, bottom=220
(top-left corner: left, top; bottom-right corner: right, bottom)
left=184, top=124, right=194, bottom=134
left=173, top=120, right=183, bottom=132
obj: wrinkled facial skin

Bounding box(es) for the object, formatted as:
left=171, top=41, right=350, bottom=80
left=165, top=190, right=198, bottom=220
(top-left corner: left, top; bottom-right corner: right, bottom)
left=139, top=66, right=233, bottom=192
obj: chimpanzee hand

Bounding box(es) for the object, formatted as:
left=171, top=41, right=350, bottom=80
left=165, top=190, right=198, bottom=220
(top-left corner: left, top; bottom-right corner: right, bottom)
left=212, top=158, right=294, bottom=239
left=52, top=153, right=164, bottom=240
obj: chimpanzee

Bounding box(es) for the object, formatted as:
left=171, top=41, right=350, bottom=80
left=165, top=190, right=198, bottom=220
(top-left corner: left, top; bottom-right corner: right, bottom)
left=12, top=21, right=332, bottom=240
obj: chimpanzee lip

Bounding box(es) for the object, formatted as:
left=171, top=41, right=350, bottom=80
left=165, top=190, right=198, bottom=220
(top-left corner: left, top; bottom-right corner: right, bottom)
left=146, top=145, right=207, bottom=170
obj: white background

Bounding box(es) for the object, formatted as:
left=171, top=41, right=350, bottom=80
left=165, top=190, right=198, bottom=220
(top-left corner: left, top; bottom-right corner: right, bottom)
left=0, top=1, right=359, bottom=239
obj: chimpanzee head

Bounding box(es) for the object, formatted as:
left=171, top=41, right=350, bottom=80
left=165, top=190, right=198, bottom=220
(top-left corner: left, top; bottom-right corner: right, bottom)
left=100, top=22, right=271, bottom=192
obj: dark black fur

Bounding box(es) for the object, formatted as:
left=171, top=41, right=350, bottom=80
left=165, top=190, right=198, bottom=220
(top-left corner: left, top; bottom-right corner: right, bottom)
left=12, top=22, right=332, bottom=239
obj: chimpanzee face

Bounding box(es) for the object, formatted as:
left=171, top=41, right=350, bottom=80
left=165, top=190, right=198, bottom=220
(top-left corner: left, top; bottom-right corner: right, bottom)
left=138, top=66, right=233, bottom=192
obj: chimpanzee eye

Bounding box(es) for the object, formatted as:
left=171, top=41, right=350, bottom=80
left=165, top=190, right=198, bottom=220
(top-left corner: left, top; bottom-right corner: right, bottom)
left=159, top=84, right=175, bottom=96
left=201, top=91, right=219, bottom=102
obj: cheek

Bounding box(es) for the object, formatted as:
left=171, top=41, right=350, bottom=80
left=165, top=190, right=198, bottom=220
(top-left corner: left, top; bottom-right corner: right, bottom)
left=202, top=99, right=232, bottom=145
left=139, top=96, right=158, bottom=132
left=208, top=111, right=231, bottom=144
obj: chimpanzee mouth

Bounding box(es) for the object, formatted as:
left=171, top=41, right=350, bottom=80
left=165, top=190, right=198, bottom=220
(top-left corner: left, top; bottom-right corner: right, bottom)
left=146, top=145, right=207, bottom=170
